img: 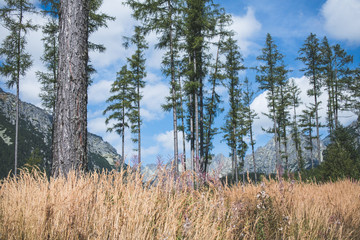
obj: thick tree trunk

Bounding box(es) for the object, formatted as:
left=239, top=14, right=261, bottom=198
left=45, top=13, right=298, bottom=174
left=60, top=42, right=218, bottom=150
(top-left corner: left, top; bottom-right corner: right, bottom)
left=52, top=0, right=88, bottom=177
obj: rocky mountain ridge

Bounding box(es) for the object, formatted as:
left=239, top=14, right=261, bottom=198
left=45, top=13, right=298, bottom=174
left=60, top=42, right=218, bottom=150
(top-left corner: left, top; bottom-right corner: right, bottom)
left=141, top=131, right=326, bottom=180
left=0, top=87, right=120, bottom=177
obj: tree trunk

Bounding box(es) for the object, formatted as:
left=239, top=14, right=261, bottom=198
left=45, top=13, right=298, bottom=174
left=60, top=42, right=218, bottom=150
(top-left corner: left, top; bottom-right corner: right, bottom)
left=52, top=0, right=88, bottom=177
left=179, top=76, right=186, bottom=171
left=168, top=10, right=178, bottom=174
left=14, top=0, right=24, bottom=177
left=122, top=106, right=125, bottom=169
left=203, top=42, right=220, bottom=174
left=189, top=94, right=194, bottom=171
left=249, top=121, right=257, bottom=183
left=194, top=55, right=199, bottom=172
left=233, top=126, right=238, bottom=183
left=272, top=89, right=280, bottom=175
left=14, top=81, right=19, bottom=177
left=138, top=86, right=141, bottom=165
left=313, top=81, right=321, bottom=163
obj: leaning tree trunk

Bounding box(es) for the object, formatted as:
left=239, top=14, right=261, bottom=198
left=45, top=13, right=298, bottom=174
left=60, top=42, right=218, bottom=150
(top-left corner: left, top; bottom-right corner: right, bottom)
left=52, top=0, right=88, bottom=177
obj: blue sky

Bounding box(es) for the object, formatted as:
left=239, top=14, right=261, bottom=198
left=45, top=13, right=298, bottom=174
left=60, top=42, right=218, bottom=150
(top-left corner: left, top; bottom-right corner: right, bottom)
left=0, top=0, right=359, bottom=166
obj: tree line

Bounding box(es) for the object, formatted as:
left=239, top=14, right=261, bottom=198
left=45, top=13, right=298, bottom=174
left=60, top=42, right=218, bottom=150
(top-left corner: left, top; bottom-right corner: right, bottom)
left=0, top=0, right=359, bottom=179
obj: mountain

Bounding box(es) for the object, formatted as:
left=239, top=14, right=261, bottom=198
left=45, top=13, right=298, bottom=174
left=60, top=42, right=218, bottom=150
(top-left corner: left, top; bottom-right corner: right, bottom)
left=0, top=87, right=120, bottom=178
left=140, top=134, right=325, bottom=181
left=208, top=135, right=325, bottom=177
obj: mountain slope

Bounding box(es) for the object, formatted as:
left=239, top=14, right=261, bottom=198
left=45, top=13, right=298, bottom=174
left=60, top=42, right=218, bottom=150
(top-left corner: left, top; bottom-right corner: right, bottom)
left=0, top=87, right=120, bottom=178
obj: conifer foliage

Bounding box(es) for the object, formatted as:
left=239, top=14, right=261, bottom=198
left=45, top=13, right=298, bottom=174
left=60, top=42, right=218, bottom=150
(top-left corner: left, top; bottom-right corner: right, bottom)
left=0, top=0, right=38, bottom=176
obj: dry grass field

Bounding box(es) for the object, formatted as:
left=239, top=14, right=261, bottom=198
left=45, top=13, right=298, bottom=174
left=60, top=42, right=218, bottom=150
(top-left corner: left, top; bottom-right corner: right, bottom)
left=0, top=168, right=360, bottom=239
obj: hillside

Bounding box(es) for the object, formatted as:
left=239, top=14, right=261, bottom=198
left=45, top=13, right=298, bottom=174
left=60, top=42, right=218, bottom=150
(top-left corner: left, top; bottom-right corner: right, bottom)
left=0, top=88, right=120, bottom=178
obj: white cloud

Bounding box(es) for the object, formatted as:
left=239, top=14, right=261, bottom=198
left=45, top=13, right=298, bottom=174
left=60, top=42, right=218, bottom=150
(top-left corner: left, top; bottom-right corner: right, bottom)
left=89, top=0, right=135, bottom=68
left=155, top=130, right=190, bottom=154
left=250, top=75, right=357, bottom=143
left=141, top=80, right=169, bottom=121
left=321, top=0, right=360, bottom=43
left=88, top=80, right=113, bottom=105
left=230, top=7, right=262, bottom=56
left=88, top=117, right=108, bottom=134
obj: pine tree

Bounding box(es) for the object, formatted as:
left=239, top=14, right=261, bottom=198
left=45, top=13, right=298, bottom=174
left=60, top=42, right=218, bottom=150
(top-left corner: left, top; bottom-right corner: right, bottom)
left=256, top=33, right=287, bottom=174
left=182, top=0, right=219, bottom=172
left=348, top=66, right=360, bottom=146
left=202, top=10, right=231, bottom=174
left=52, top=0, right=88, bottom=177
left=222, top=36, right=245, bottom=182
left=299, top=104, right=317, bottom=169
left=298, top=33, right=323, bottom=164
left=38, top=0, right=114, bottom=112
left=177, top=73, right=187, bottom=170
left=322, top=125, right=360, bottom=180
left=124, top=26, right=148, bottom=164
left=243, top=77, right=258, bottom=182
left=103, top=65, right=133, bottom=168
left=288, top=79, right=304, bottom=171
left=87, top=0, right=115, bottom=83
left=36, top=18, right=59, bottom=113
left=321, top=37, right=353, bottom=135
left=276, top=78, right=291, bottom=172
left=0, top=0, right=38, bottom=176
left=126, top=0, right=185, bottom=173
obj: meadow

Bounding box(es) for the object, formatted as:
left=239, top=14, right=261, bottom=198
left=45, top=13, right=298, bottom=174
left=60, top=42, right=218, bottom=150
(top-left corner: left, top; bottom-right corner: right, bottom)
left=0, top=168, right=360, bottom=239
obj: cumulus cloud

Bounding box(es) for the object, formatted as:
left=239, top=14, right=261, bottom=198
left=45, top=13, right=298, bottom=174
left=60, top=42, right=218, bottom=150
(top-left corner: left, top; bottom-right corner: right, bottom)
left=321, top=0, right=360, bottom=43
left=141, top=80, right=169, bottom=121
left=250, top=76, right=357, bottom=143
left=230, top=7, right=262, bottom=56
left=88, top=117, right=109, bottom=135
left=154, top=129, right=190, bottom=156
left=88, top=80, right=113, bottom=105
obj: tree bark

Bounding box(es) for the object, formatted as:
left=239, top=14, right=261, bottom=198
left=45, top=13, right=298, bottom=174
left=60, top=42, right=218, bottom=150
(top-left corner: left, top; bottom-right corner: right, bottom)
left=168, top=4, right=178, bottom=173
left=249, top=120, right=257, bottom=183
left=179, top=76, right=186, bottom=171
left=52, top=0, right=88, bottom=177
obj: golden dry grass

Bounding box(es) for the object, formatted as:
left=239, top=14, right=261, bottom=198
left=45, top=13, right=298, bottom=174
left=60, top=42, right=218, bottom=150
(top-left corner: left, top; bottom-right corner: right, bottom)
left=0, top=169, right=360, bottom=240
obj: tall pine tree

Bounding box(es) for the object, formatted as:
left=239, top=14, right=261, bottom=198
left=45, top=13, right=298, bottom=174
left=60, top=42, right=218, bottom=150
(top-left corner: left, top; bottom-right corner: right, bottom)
left=103, top=65, right=133, bottom=168
left=288, top=79, right=304, bottom=171
left=298, top=33, right=323, bottom=163
left=243, top=77, right=258, bottom=182
left=256, top=33, right=286, bottom=174
left=321, top=37, right=353, bottom=134
left=299, top=104, right=317, bottom=169
left=222, top=36, right=245, bottom=182
left=202, top=10, right=231, bottom=173
left=0, top=0, right=38, bottom=176
left=124, top=26, right=148, bottom=164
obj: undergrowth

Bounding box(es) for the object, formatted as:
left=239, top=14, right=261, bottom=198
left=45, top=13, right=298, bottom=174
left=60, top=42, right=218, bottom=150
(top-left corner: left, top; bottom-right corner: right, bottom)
left=0, top=168, right=359, bottom=239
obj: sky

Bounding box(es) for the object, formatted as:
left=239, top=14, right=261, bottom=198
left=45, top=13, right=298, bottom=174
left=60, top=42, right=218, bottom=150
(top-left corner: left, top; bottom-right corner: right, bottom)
left=0, top=0, right=359, bottom=166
